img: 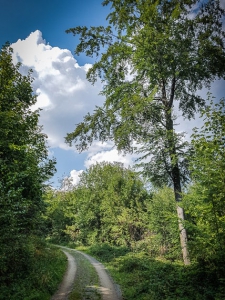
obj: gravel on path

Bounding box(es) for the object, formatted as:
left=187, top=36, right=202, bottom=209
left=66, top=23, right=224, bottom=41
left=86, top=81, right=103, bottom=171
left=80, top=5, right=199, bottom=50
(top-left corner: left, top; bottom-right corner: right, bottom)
left=51, top=250, right=77, bottom=300
left=75, top=250, right=122, bottom=300
left=54, top=246, right=122, bottom=300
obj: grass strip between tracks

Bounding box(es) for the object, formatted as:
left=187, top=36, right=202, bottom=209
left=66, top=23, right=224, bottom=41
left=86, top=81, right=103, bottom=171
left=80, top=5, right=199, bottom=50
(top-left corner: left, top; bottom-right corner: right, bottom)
left=67, top=250, right=101, bottom=300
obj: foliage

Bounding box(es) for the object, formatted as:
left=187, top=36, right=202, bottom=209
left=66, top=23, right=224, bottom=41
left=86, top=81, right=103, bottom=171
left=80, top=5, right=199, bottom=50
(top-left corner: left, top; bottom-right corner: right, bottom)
left=65, top=0, right=225, bottom=186
left=46, top=162, right=151, bottom=248
left=45, top=167, right=182, bottom=261
left=183, top=97, right=225, bottom=263
left=81, top=243, right=129, bottom=263
left=84, top=243, right=225, bottom=300
left=146, top=187, right=181, bottom=259
left=44, top=187, right=75, bottom=244
left=66, top=0, right=225, bottom=263
left=0, top=241, right=67, bottom=300
left=0, top=44, right=56, bottom=288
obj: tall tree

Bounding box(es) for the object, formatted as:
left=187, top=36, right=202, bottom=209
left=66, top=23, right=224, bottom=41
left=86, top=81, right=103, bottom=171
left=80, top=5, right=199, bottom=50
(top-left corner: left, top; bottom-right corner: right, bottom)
left=0, top=44, right=56, bottom=280
left=65, top=0, right=225, bottom=264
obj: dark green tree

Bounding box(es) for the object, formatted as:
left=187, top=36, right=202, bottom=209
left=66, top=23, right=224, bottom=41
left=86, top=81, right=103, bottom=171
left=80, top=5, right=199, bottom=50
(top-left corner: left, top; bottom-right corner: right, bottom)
left=65, top=0, right=225, bottom=264
left=43, top=187, right=75, bottom=243
left=0, top=44, right=56, bottom=281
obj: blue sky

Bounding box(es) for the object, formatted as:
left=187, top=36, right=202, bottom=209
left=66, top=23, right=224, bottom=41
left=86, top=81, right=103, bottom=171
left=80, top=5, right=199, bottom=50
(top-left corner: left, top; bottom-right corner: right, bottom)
left=0, top=0, right=109, bottom=61
left=1, top=0, right=134, bottom=187
left=1, top=0, right=225, bottom=188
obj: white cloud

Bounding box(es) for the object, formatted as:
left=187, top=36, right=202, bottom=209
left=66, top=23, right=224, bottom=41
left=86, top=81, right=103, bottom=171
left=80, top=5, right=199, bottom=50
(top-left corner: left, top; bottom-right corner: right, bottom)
left=66, top=149, right=134, bottom=187
left=86, top=140, right=114, bottom=154
left=70, top=169, right=83, bottom=185
left=11, top=30, right=104, bottom=149
left=84, top=148, right=134, bottom=168
left=11, top=30, right=224, bottom=187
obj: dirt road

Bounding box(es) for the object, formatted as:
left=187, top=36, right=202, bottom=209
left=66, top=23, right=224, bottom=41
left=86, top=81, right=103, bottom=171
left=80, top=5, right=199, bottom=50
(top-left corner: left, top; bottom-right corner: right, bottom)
left=51, top=246, right=122, bottom=300
left=51, top=250, right=77, bottom=300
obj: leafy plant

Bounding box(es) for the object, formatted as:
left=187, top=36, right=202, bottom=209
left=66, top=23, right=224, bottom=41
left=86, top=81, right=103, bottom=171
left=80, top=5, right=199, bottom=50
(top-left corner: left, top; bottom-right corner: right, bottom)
left=0, top=242, right=67, bottom=300
left=85, top=244, right=225, bottom=300
left=183, top=97, right=225, bottom=263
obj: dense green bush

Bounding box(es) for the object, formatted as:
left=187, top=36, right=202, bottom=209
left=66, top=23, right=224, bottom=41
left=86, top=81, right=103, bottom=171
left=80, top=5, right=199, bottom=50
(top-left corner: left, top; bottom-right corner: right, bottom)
left=0, top=242, right=67, bottom=300
left=0, top=45, right=57, bottom=299
left=85, top=243, right=225, bottom=300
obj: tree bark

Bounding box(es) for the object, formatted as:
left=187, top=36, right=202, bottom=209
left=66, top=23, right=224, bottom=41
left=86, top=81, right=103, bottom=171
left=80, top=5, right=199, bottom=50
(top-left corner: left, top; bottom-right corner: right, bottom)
left=177, top=204, right=190, bottom=265
left=172, top=158, right=190, bottom=265
left=166, top=108, right=190, bottom=265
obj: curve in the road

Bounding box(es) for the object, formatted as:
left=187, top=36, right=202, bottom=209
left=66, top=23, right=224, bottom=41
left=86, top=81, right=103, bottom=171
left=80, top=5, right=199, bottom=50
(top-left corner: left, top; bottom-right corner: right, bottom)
left=51, top=250, right=77, bottom=300
left=55, top=246, right=122, bottom=300
left=75, top=250, right=122, bottom=300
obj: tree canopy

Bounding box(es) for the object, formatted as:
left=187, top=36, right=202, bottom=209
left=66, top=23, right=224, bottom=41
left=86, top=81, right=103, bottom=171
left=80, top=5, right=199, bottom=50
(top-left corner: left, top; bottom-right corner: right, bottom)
left=66, top=0, right=225, bottom=146
left=65, top=0, right=225, bottom=264
left=65, top=0, right=225, bottom=190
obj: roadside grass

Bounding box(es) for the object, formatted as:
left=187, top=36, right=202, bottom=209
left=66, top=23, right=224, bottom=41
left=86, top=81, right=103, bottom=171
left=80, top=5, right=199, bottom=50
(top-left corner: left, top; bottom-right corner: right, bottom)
left=0, top=241, right=67, bottom=300
left=68, top=250, right=101, bottom=300
left=79, top=243, right=225, bottom=300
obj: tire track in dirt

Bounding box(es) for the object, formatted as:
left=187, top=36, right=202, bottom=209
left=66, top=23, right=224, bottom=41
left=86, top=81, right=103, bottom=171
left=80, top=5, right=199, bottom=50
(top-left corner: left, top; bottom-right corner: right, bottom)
left=75, top=250, right=122, bottom=300
left=51, top=250, right=77, bottom=300
left=52, top=246, right=122, bottom=300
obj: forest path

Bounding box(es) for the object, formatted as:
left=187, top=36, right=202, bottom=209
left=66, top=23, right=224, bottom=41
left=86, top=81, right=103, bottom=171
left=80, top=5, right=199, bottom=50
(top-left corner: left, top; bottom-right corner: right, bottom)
left=51, top=246, right=122, bottom=300
left=51, top=250, right=77, bottom=300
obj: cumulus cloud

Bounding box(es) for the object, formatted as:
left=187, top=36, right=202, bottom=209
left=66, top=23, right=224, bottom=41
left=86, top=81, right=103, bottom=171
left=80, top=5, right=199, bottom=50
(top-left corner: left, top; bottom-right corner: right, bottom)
left=10, top=30, right=224, bottom=188
left=11, top=30, right=104, bottom=149
left=10, top=30, right=138, bottom=187
left=70, top=169, right=83, bottom=185
left=85, top=148, right=134, bottom=169
left=68, top=148, right=135, bottom=186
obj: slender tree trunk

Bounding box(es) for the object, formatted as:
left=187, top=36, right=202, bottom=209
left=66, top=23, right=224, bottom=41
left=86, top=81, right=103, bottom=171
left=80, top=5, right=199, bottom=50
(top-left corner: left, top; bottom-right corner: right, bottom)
left=177, top=203, right=190, bottom=265
left=166, top=108, right=190, bottom=265
left=173, top=171, right=190, bottom=265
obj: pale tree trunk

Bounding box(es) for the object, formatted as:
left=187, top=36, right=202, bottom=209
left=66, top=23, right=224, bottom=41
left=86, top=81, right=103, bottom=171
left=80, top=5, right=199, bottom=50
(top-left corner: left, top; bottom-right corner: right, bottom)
left=177, top=205, right=190, bottom=265
left=172, top=166, right=190, bottom=265
left=165, top=103, right=190, bottom=265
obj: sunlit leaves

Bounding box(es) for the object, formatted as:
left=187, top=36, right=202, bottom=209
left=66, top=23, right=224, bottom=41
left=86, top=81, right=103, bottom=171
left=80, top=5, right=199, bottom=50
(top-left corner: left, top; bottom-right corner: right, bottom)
left=49, top=162, right=150, bottom=247
left=183, top=97, right=225, bottom=261
left=66, top=0, right=225, bottom=166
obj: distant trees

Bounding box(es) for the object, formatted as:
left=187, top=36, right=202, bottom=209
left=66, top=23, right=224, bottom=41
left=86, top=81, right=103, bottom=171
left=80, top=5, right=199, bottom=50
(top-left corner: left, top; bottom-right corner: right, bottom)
left=44, top=162, right=183, bottom=260
left=44, top=187, right=74, bottom=244
left=0, top=44, right=56, bottom=284
left=66, top=0, right=225, bottom=264
left=75, top=162, right=151, bottom=246
left=45, top=162, right=150, bottom=247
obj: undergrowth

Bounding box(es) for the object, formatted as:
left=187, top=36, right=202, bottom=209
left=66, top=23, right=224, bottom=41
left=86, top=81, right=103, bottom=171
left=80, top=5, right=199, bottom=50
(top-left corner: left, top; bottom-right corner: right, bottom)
left=0, top=240, right=67, bottom=300
left=81, top=243, right=225, bottom=300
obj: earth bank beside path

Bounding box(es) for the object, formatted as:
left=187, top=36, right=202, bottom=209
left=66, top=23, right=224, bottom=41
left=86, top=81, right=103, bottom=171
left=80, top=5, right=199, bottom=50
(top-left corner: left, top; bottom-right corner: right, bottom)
left=51, top=246, right=122, bottom=300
